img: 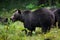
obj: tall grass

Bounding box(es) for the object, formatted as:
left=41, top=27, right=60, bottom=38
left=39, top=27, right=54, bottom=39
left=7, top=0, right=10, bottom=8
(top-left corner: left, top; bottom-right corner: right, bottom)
left=0, top=21, right=60, bottom=40
left=0, top=7, right=60, bottom=40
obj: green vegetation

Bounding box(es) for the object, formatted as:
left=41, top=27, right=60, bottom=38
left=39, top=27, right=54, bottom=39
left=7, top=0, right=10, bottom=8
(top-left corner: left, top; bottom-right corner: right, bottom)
left=0, top=21, right=60, bottom=40
left=0, top=0, right=60, bottom=40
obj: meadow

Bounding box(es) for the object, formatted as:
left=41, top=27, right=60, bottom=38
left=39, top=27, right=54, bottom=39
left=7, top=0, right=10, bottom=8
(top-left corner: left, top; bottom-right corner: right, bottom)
left=0, top=18, right=60, bottom=40
left=0, top=0, right=60, bottom=40
left=0, top=6, right=60, bottom=40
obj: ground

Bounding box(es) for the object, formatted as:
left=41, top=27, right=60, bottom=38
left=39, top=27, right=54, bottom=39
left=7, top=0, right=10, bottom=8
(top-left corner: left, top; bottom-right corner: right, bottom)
left=0, top=21, right=60, bottom=40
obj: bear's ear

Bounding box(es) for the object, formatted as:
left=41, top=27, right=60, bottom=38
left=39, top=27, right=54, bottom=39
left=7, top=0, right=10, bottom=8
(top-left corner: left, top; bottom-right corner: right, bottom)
left=17, top=9, right=21, bottom=14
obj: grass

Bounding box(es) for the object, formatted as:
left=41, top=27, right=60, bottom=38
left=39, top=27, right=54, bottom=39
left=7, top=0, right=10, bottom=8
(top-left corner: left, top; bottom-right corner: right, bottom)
left=0, top=21, right=60, bottom=40
left=0, top=8, right=60, bottom=40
